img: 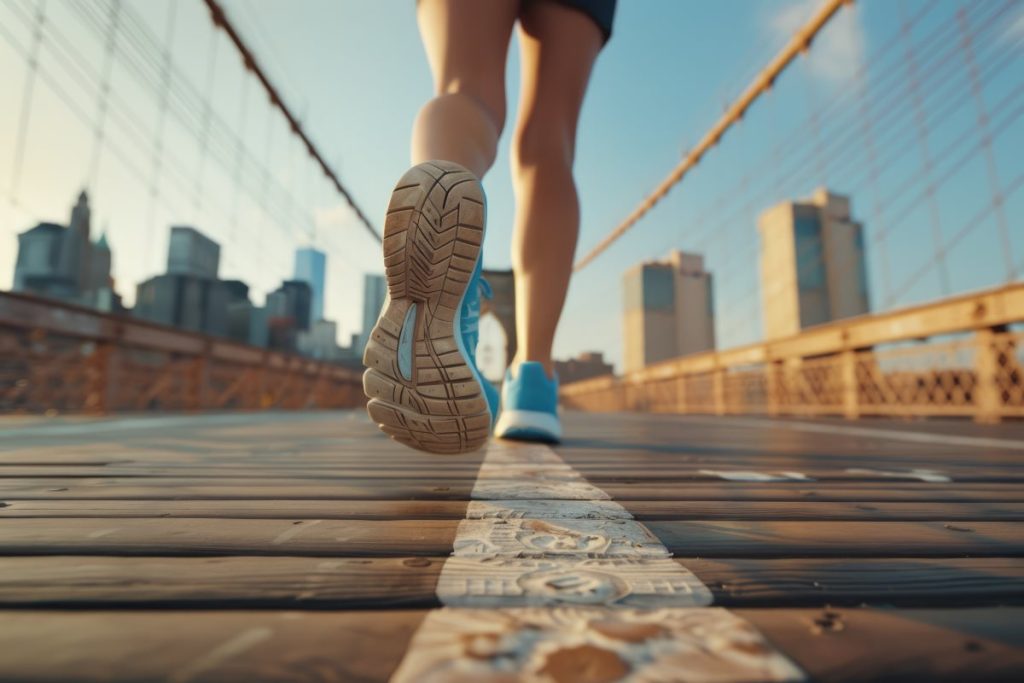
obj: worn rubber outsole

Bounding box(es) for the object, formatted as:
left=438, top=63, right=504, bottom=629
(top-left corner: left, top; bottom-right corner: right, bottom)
left=362, top=161, right=490, bottom=454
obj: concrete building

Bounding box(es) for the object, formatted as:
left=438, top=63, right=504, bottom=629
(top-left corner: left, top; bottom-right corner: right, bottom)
left=554, top=351, right=614, bottom=385
left=167, top=226, right=220, bottom=279
left=622, top=250, right=715, bottom=373
left=293, top=247, right=326, bottom=322
left=759, top=188, right=869, bottom=340
left=134, top=274, right=231, bottom=336
left=358, top=273, right=388, bottom=354
left=13, top=190, right=122, bottom=311
left=134, top=227, right=235, bottom=336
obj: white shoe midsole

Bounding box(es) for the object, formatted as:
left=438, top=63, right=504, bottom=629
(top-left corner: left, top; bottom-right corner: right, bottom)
left=495, top=409, right=562, bottom=439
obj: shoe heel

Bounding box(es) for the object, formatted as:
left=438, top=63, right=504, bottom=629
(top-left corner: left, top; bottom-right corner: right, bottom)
left=363, top=161, right=490, bottom=454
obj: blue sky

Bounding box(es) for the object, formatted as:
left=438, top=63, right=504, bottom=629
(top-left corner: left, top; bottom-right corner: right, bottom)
left=1, top=0, right=1021, bottom=377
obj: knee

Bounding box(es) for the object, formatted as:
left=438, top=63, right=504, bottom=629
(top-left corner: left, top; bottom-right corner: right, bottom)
left=512, top=116, right=575, bottom=173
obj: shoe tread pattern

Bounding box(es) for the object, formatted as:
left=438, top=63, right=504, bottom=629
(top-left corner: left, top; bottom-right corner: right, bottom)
left=363, top=161, right=489, bottom=454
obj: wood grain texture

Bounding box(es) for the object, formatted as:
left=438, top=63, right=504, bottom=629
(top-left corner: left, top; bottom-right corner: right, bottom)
left=648, top=521, right=1024, bottom=557
left=1, top=556, right=1021, bottom=609
left=4, top=499, right=1024, bottom=521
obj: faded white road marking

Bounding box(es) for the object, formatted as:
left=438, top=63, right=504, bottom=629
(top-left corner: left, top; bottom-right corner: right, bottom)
left=716, top=416, right=1024, bottom=451
left=845, top=467, right=952, bottom=483
left=169, top=626, right=273, bottom=682
left=271, top=519, right=322, bottom=545
left=85, top=528, right=119, bottom=539
left=391, top=441, right=803, bottom=682
left=701, top=469, right=812, bottom=482
left=392, top=608, right=804, bottom=683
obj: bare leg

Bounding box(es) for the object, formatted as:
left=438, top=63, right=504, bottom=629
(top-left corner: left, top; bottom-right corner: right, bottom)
left=511, top=1, right=603, bottom=375
left=412, top=0, right=518, bottom=179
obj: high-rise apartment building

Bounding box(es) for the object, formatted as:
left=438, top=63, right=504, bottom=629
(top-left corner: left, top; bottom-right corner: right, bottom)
left=759, top=188, right=869, bottom=340
left=622, top=250, right=715, bottom=373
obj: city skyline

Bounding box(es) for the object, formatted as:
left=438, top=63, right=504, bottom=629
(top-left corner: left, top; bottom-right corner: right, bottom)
left=1, top=1, right=1020, bottom=373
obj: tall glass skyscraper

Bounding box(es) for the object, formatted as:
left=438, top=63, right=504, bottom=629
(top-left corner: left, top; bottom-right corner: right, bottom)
left=293, top=247, right=326, bottom=322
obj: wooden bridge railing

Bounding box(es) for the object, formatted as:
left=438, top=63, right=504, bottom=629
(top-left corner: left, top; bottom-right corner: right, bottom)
left=0, top=291, right=365, bottom=414
left=561, top=282, right=1024, bottom=423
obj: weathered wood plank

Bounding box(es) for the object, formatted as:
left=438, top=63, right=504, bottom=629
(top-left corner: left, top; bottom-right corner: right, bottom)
left=0, top=557, right=443, bottom=608
left=1, top=518, right=1020, bottom=558
left=0, top=608, right=1019, bottom=682
left=686, top=557, right=1024, bottom=606
left=739, top=607, right=1024, bottom=682
left=3, top=464, right=1023, bottom=483
left=0, top=609, right=422, bottom=683
left=0, top=478, right=1019, bottom=502
left=0, top=500, right=471, bottom=519
left=648, top=521, right=1024, bottom=557
left=0, top=556, right=1021, bottom=609
left=5, top=499, right=1024, bottom=521
left=0, top=519, right=457, bottom=556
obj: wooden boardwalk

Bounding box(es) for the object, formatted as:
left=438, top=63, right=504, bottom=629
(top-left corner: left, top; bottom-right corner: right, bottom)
left=0, top=410, right=1022, bottom=681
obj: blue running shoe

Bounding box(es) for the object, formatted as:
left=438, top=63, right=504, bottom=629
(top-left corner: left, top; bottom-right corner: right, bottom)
left=363, top=161, right=495, bottom=454
left=495, top=362, right=561, bottom=443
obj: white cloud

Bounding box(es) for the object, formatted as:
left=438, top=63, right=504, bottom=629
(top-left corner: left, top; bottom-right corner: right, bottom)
left=769, top=0, right=866, bottom=86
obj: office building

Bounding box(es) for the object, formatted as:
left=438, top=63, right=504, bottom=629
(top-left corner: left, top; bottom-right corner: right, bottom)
left=167, top=226, right=220, bottom=279
left=622, top=250, right=715, bottom=373
left=293, top=247, right=327, bottom=322
left=13, top=190, right=122, bottom=311
left=759, top=188, right=869, bottom=340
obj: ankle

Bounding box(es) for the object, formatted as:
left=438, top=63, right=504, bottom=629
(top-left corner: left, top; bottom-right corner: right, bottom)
left=510, top=356, right=555, bottom=380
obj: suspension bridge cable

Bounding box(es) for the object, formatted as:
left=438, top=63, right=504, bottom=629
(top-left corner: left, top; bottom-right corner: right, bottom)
left=572, top=0, right=852, bottom=272
left=202, top=0, right=381, bottom=244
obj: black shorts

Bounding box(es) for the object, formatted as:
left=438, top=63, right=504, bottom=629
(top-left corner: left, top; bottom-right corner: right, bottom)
left=548, top=0, right=617, bottom=44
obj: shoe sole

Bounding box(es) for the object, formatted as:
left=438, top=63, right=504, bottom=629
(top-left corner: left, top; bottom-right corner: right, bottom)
left=495, top=409, right=562, bottom=444
left=363, top=161, right=491, bottom=454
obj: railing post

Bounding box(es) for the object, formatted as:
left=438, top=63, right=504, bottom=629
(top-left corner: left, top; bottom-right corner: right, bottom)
left=840, top=349, right=860, bottom=420
left=675, top=373, right=688, bottom=414
left=974, top=327, right=1002, bottom=424
left=712, top=366, right=726, bottom=415
left=86, top=341, right=112, bottom=415
left=191, top=344, right=211, bottom=411
left=765, top=359, right=781, bottom=416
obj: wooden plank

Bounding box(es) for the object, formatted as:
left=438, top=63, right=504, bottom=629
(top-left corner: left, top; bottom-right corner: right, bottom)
left=0, top=519, right=458, bottom=557
left=739, top=607, right=1024, bottom=682
left=0, top=500, right=471, bottom=519
left=0, top=479, right=1020, bottom=502
left=647, top=521, right=1024, bottom=557
left=0, top=557, right=444, bottom=608
left=622, top=500, right=1024, bottom=521
left=2, top=518, right=1020, bottom=558
left=0, top=556, right=1021, bottom=609
left=686, top=558, right=1024, bottom=606
left=0, top=608, right=1019, bottom=682
left=6, top=499, right=1024, bottom=521
left=0, top=609, right=423, bottom=683
left=3, top=464, right=1023, bottom=482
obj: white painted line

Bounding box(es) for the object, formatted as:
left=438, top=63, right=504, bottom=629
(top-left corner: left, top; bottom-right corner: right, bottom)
left=391, top=440, right=804, bottom=681
left=701, top=469, right=812, bottom=482
left=716, top=416, right=1024, bottom=451
left=845, top=467, right=952, bottom=483
left=466, top=500, right=633, bottom=520
left=390, top=607, right=804, bottom=683
left=452, top=518, right=670, bottom=558
left=437, top=557, right=711, bottom=608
